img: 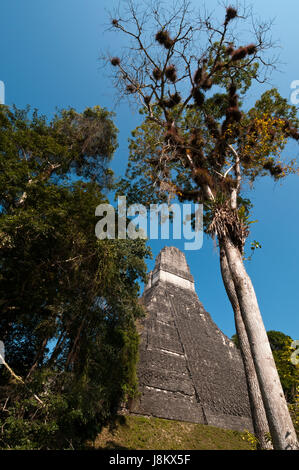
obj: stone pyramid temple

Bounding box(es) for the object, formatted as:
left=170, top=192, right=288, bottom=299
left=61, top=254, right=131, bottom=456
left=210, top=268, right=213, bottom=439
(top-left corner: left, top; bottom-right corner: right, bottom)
left=128, top=246, right=253, bottom=432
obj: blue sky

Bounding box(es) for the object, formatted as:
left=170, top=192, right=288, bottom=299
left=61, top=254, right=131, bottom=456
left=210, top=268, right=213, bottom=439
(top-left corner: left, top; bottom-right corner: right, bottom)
left=1, top=0, right=298, bottom=340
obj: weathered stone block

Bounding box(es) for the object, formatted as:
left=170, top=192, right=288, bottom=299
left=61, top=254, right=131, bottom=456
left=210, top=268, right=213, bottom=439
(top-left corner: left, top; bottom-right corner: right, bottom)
left=129, top=247, right=253, bottom=432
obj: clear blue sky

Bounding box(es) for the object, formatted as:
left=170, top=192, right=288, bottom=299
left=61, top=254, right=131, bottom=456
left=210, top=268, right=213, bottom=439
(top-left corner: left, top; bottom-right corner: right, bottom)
left=1, top=0, right=298, bottom=340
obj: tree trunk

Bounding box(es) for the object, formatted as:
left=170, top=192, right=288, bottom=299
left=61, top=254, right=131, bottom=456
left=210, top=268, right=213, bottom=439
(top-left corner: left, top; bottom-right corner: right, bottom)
left=65, top=317, right=86, bottom=369
left=219, top=245, right=272, bottom=449
left=48, top=331, right=67, bottom=366
left=26, top=336, right=49, bottom=380
left=222, top=235, right=298, bottom=450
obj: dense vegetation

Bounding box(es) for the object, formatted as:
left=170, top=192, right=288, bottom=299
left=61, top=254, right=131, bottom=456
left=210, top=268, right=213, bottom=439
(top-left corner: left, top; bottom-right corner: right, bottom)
left=0, top=105, right=150, bottom=449
left=232, top=330, right=299, bottom=405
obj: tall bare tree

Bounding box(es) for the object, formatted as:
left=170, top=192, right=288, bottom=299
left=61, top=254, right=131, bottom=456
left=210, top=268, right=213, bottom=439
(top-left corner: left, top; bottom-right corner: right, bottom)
left=219, top=246, right=272, bottom=449
left=106, top=0, right=299, bottom=449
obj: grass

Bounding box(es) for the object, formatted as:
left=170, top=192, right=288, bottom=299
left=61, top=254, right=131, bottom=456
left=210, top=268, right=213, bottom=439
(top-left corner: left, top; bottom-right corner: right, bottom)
left=93, top=415, right=254, bottom=450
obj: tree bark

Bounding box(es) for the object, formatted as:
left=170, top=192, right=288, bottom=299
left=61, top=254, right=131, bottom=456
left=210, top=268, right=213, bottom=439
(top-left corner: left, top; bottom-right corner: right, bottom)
left=26, top=336, right=49, bottom=380
left=65, top=317, right=86, bottom=369
left=47, top=331, right=67, bottom=367
left=219, top=245, right=272, bottom=449
left=222, top=235, right=298, bottom=450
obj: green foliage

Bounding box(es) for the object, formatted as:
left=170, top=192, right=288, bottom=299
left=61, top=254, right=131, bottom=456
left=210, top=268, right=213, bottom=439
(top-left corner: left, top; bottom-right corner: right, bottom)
left=267, top=331, right=299, bottom=403
left=0, top=105, right=150, bottom=449
left=113, top=12, right=299, bottom=242
left=232, top=330, right=299, bottom=404
left=120, top=86, right=298, bottom=209
left=243, top=240, right=262, bottom=262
